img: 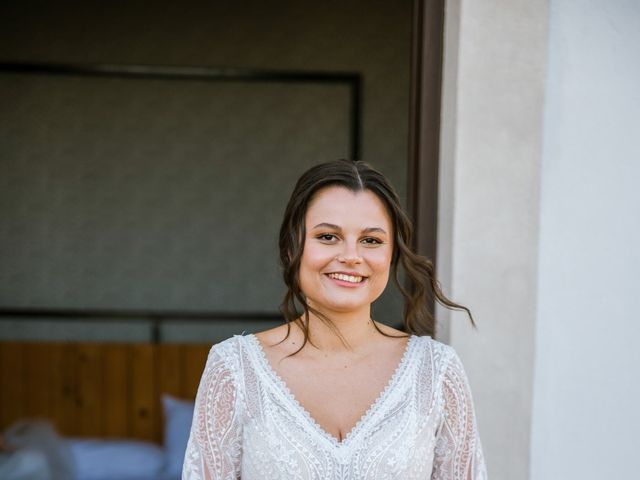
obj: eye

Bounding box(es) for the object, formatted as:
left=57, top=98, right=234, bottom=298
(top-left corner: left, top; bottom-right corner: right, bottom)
left=316, top=233, right=338, bottom=242
left=361, top=237, right=383, bottom=245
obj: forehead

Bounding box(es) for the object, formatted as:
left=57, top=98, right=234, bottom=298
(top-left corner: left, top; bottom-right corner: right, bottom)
left=305, top=186, right=391, bottom=228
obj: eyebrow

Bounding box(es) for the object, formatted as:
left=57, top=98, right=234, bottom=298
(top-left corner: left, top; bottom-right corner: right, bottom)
left=311, top=222, right=388, bottom=235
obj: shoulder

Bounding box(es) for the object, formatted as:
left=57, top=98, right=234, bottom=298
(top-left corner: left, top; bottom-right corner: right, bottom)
left=252, top=323, right=306, bottom=360
left=416, top=337, right=476, bottom=402
left=205, top=335, right=248, bottom=375
left=411, top=335, right=462, bottom=376
left=410, top=334, right=453, bottom=356
left=253, top=324, right=294, bottom=346
left=210, top=334, right=242, bottom=355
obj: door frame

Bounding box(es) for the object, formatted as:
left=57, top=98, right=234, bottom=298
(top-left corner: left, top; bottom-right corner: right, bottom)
left=407, top=0, right=445, bottom=328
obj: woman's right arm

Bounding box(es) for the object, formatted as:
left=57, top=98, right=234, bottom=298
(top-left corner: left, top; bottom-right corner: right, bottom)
left=182, top=344, right=243, bottom=480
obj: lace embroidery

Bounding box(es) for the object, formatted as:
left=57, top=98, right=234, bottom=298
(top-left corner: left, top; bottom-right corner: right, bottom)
left=183, top=335, right=487, bottom=479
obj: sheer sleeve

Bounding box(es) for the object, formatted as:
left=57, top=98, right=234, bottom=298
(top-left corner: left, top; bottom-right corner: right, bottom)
left=431, top=348, right=487, bottom=480
left=183, top=343, right=243, bottom=480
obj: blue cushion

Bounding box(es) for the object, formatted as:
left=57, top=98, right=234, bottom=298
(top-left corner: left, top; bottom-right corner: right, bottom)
left=67, top=438, right=164, bottom=480
left=162, top=394, right=195, bottom=478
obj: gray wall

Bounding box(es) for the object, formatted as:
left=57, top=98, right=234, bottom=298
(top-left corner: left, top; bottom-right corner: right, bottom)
left=0, top=0, right=413, bottom=342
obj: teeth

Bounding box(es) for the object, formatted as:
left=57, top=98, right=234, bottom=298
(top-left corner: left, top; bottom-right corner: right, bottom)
left=328, top=273, right=363, bottom=283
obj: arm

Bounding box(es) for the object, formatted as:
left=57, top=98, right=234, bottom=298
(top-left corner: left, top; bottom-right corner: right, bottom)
left=183, top=344, right=243, bottom=480
left=432, top=349, right=487, bottom=480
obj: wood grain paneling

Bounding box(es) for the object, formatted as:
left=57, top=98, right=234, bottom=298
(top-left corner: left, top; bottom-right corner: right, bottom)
left=0, top=343, right=25, bottom=426
left=23, top=343, right=51, bottom=419
left=183, top=345, right=210, bottom=399
left=76, top=343, right=103, bottom=436
left=158, top=344, right=183, bottom=398
left=102, top=344, right=129, bottom=438
left=47, top=344, right=64, bottom=433
left=0, top=341, right=212, bottom=443
left=129, top=344, right=157, bottom=441
left=59, top=343, right=78, bottom=435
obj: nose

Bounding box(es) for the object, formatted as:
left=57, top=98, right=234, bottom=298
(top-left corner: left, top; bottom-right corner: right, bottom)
left=336, top=240, right=362, bottom=264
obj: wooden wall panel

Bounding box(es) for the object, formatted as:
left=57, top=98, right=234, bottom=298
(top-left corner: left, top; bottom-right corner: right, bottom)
left=59, top=344, right=79, bottom=435
left=0, top=341, right=212, bottom=443
left=102, top=344, right=129, bottom=438
left=47, top=345, right=65, bottom=433
left=183, top=346, right=210, bottom=399
left=23, top=343, right=52, bottom=420
left=0, top=343, right=25, bottom=428
left=129, top=344, right=158, bottom=442
left=76, top=343, right=103, bottom=436
left=158, top=344, right=183, bottom=399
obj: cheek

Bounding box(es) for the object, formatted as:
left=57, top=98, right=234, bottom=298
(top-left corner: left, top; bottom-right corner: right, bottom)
left=300, top=242, right=329, bottom=269
left=368, top=248, right=393, bottom=271
left=298, top=243, right=329, bottom=288
left=370, top=253, right=393, bottom=289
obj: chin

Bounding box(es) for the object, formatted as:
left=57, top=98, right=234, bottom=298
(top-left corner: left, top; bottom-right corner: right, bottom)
left=321, top=300, right=370, bottom=314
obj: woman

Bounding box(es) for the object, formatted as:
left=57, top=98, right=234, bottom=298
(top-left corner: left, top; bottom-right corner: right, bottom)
left=183, top=159, right=487, bottom=479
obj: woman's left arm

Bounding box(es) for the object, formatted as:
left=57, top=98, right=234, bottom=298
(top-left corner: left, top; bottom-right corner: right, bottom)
left=431, top=348, right=488, bottom=480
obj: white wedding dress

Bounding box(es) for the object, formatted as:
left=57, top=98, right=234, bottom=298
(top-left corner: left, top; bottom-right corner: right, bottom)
left=183, top=334, right=487, bottom=479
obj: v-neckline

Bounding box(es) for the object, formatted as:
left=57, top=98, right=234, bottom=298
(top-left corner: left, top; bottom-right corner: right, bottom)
left=247, top=333, right=417, bottom=449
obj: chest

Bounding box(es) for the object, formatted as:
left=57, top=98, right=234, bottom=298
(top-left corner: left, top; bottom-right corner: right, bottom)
left=285, top=356, right=400, bottom=441
left=239, top=344, right=442, bottom=480
left=256, top=340, right=411, bottom=444
left=237, top=335, right=444, bottom=479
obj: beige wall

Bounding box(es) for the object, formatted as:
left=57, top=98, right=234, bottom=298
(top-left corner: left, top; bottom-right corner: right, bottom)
left=440, top=1, right=640, bottom=477
left=438, top=0, right=549, bottom=478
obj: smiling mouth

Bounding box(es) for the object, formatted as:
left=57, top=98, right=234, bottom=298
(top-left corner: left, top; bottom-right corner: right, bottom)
left=326, top=272, right=366, bottom=284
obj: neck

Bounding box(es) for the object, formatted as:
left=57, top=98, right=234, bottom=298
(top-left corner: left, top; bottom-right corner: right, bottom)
left=298, top=304, right=378, bottom=353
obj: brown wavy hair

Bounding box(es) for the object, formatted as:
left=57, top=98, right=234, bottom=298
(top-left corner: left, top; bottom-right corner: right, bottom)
left=277, top=159, right=473, bottom=355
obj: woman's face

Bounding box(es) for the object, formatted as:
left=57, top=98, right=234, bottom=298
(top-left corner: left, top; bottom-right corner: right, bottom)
left=298, top=186, right=393, bottom=317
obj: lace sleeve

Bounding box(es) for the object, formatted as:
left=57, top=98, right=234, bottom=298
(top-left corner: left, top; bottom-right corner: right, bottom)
left=432, top=348, right=487, bottom=480
left=182, top=344, right=243, bottom=480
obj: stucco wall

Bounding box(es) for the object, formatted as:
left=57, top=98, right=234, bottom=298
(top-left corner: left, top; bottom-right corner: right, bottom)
left=439, top=0, right=549, bottom=478
left=441, top=0, right=640, bottom=478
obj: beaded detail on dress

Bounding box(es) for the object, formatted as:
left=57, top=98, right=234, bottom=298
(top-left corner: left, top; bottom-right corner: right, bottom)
left=183, top=334, right=487, bottom=480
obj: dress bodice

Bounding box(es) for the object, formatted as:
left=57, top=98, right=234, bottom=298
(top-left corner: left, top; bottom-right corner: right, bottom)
left=183, top=334, right=487, bottom=480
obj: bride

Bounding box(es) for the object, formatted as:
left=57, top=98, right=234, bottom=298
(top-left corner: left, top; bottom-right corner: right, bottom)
left=183, top=159, right=487, bottom=479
